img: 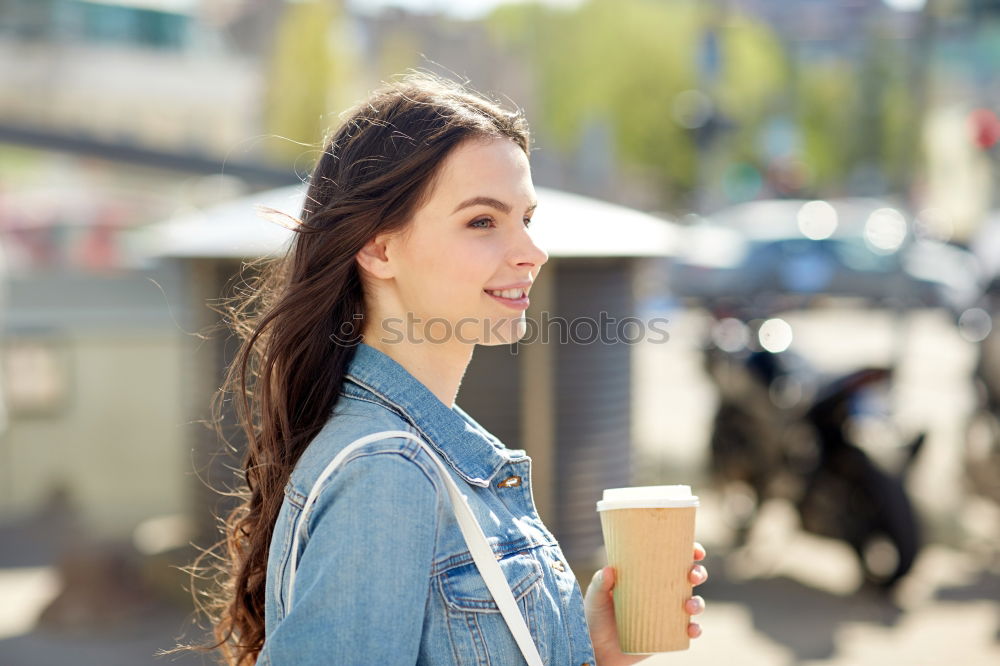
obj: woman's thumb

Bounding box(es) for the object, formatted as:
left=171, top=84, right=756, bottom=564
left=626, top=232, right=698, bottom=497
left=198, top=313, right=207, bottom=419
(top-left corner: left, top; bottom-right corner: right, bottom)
left=584, top=567, right=614, bottom=612
left=592, top=567, right=608, bottom=590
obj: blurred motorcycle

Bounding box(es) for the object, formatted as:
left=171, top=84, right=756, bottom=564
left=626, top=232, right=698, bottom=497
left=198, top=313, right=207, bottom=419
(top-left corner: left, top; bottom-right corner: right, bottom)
left=959, top=275, right=1000, bottom=505
left=705, top=316, right=925, bottom=588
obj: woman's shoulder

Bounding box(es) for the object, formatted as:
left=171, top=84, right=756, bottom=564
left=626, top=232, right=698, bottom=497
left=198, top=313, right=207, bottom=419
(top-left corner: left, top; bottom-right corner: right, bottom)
left=286, top=392, right=429, bottom=498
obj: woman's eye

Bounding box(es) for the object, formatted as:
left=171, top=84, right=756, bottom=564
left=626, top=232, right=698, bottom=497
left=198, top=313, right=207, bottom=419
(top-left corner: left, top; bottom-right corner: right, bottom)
left=469, top=216, right=533, bottom=229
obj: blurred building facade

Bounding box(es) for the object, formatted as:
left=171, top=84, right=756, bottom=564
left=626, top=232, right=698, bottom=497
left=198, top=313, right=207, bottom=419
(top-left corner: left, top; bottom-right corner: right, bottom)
left=0, top=0, right=278, bottom=535
left=0, top=0, right=267, bottom=157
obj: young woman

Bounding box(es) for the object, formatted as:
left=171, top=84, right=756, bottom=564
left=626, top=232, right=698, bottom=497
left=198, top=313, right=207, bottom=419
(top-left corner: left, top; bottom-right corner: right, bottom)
left=204, top=73, right=707, bottom=665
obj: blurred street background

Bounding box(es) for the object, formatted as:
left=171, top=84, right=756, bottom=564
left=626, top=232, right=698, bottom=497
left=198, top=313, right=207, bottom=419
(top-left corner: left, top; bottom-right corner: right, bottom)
left=1, top=0, right=999, bottom=664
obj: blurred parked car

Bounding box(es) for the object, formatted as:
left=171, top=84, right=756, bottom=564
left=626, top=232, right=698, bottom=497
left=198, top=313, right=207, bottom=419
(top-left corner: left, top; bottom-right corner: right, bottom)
left=669, top=198, right=981, bottom=316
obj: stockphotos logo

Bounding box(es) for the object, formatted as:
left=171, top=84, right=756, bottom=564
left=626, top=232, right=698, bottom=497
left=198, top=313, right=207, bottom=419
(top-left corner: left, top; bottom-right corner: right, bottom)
left=330, top=312, right=670, bottom=348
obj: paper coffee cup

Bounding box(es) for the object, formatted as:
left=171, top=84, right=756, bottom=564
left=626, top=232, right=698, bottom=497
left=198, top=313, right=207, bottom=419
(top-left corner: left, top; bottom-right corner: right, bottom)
left=597, top=485, right=699, bottom=654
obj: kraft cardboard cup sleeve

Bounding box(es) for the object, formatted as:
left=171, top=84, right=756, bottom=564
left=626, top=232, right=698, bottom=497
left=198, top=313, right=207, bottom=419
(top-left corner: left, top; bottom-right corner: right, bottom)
left=597, top=485, right=699, bottom=654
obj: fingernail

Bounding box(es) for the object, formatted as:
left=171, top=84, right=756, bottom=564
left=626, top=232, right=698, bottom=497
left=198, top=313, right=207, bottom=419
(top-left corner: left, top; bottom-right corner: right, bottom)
left=594, top=568, right=604, bottom=586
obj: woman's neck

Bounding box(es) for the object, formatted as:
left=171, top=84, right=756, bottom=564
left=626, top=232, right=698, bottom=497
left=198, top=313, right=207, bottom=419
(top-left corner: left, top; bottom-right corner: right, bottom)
left=362, top=335, right=474, bottom=409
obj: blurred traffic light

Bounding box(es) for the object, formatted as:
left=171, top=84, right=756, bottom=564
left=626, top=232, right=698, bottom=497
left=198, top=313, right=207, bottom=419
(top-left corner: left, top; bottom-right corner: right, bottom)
left=969, top=108, right=1000, bottom=150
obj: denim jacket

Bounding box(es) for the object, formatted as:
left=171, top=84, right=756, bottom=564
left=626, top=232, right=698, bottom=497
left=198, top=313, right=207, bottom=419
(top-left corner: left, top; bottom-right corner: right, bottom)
left=260, top=342, right=597, bottom=665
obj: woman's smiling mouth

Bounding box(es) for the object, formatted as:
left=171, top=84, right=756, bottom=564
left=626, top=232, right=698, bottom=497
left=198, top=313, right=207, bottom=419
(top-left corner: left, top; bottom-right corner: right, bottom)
left=484, top=288, right=529, bottom=309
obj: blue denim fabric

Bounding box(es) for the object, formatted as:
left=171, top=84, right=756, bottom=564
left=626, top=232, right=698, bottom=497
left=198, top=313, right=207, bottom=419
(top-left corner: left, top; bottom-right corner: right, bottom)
left=260, top=342, right=597, bottom=665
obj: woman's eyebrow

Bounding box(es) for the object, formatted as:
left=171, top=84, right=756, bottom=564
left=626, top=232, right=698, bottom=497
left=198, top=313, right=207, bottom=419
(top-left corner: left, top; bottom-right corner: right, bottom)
left=452, top=196, right=538, bottom=215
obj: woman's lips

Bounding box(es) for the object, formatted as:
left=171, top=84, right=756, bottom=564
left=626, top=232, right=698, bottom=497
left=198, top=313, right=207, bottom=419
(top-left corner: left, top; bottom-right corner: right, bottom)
left=484, top=290, right=530, bottom=310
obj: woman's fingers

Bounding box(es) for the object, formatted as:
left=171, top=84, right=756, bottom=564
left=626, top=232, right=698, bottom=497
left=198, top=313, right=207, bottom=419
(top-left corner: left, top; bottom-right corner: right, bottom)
left=691, top=542, right=708, bottom=585
left=685, top=595, right=705, bottom=615
left=688, top=546, right=708, bottom=641
left=689, top=563, right=708, bottom=586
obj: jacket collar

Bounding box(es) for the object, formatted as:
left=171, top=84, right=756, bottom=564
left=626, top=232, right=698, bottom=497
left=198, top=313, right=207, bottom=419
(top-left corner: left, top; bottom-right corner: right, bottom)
left=342, top=342, right=522, bottom=487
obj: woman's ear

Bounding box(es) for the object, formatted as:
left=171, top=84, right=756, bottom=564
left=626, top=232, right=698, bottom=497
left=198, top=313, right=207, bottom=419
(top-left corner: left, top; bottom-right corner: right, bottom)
left=355, top=233, right=395, bottom=280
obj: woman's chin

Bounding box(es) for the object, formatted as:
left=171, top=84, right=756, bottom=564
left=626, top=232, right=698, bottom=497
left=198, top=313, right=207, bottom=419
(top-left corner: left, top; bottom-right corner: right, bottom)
left=477, top=317, right=528, bottom=346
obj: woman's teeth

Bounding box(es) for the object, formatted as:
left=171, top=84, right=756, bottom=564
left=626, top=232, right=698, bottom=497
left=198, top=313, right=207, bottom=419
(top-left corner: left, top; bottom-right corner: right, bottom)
left=486, top=288, right=525, bottom=299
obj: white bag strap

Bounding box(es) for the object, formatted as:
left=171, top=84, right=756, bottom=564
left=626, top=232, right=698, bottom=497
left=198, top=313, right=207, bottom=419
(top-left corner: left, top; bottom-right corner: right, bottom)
left=285, top=430, right=544, bottom=666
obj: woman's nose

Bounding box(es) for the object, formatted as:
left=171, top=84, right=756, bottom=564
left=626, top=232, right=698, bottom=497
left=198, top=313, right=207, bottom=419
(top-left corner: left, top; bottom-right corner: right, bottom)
left=517, top=228, right=549, bottom=268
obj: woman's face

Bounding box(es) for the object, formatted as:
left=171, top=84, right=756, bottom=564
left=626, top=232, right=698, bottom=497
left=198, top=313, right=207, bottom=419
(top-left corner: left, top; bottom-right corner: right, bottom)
left=362, top=137, right=548, bottom=347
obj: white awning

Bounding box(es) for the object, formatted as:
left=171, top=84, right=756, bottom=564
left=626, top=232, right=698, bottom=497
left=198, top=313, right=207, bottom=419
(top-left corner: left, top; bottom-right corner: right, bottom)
left=137, top=185, right=681, bottom=259
left=79, top=0, right=198, bottom=14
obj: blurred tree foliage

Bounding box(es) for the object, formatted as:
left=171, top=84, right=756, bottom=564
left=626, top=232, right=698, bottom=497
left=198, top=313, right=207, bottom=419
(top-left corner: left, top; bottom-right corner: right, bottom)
left=487, top=0, right=923, bottom=207
left=374, top=27, right=422, bottom=81
left=862, top=27, right=919, bottom=194
left=486, top=0, right=786, bottom=208
left=262, top=0, right=358, bottom=165
left=796, top=60, right=856, bottom=189
left=257, top=0, right=923, bottom=205
left=795, top=26, right=919, bottom=195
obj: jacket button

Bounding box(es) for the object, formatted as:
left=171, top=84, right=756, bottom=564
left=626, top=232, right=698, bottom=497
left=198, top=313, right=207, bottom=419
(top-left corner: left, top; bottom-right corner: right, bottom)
left=551, top=560, right=566, bottom=572
left=497, top=475, right=522, bottom=488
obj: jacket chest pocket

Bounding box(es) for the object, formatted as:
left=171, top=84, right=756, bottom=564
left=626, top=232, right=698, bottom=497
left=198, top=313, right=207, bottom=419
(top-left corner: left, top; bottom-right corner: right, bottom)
left=437, top=553, right=550, bottom=665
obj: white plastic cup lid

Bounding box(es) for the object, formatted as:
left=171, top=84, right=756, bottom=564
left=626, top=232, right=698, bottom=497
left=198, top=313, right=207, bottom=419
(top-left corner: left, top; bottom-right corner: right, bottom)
left=596, top=485, right=699, bottom=511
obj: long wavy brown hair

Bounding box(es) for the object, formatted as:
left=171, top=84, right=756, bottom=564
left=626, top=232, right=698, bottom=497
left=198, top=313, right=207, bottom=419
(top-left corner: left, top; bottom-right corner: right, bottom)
left=189, top=73, right=530, bottom=665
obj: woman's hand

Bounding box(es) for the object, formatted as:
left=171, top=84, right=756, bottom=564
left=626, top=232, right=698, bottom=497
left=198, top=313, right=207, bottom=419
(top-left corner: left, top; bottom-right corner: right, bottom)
left=584, top=543, right=708, bottom=665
